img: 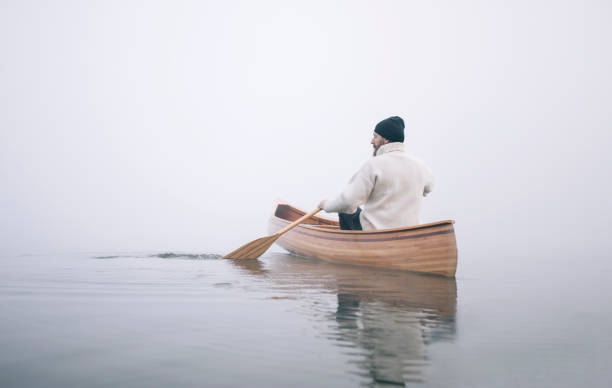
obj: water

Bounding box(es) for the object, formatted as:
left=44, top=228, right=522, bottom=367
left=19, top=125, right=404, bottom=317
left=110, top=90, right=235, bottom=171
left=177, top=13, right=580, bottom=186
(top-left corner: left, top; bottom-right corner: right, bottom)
left=1, top=251, right=610, bottom=387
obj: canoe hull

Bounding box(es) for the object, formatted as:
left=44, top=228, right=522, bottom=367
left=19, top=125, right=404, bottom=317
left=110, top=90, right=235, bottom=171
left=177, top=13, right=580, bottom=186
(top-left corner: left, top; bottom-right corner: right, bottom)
left=268, top=202, right=458, bottom=277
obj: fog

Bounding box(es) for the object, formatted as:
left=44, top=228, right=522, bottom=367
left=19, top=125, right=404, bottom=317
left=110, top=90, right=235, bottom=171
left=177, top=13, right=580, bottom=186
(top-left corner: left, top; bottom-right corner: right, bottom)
left=1, top=1, right=611, bottom=269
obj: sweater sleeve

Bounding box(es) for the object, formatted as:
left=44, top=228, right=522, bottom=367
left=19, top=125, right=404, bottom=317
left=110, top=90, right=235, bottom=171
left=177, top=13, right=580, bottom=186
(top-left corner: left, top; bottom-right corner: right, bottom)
left=323, top=162, right=376, bottom=213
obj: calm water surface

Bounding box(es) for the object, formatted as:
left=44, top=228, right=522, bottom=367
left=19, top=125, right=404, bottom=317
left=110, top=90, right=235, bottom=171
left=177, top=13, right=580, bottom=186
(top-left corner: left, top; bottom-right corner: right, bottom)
left=0, top=251, right=610, bottom=387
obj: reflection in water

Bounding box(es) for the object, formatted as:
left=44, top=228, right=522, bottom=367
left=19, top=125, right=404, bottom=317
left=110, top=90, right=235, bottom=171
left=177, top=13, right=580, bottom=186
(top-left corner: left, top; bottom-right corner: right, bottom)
left=231, top=253, right=457, bottom=387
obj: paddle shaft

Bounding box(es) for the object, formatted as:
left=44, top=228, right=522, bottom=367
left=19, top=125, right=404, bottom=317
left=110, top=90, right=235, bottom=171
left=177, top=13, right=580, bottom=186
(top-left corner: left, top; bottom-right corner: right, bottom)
left=275, top=207, right=322, bottom=236
left=223, top=207, right=322, bottom=259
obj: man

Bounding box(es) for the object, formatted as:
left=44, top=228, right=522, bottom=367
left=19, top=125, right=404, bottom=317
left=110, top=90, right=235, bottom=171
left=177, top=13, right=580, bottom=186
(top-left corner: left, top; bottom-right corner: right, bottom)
left=318, top=116, right=434, bottom=231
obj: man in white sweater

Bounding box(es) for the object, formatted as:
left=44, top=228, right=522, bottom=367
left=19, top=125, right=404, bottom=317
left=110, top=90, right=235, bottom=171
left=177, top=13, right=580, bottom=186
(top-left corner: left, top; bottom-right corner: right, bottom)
left=318, top=116, right=434, bottom=231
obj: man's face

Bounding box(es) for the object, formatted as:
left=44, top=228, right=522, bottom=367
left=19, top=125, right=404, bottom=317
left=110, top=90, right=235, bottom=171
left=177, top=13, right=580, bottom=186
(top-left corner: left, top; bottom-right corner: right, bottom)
left=371, top=132, right=388, bottom=155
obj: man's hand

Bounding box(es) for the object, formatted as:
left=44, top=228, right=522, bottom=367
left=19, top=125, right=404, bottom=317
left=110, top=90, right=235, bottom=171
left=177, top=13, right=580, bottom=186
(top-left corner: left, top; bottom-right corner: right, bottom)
left=318, top=200, right=327, bottom=210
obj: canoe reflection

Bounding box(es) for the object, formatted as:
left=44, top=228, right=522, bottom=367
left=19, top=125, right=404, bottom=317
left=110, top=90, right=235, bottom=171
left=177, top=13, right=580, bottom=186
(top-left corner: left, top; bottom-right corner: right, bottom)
left=231, top=253, right=457, bottom=386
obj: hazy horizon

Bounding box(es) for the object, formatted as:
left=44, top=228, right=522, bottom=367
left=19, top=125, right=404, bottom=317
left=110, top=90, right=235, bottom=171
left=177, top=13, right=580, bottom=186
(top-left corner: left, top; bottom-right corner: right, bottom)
left=1, top=1, right=611, bottom=274
left=2, top=3, right=612, bottom=386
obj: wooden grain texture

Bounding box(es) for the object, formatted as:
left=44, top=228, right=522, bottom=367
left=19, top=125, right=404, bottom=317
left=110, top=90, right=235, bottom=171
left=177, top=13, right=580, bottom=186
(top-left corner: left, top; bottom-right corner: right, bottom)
left=268, top=200, right=458, bottom=277
left=223, top=235, right=277, bottom=259
left=224, top=207, right=321, bottom=259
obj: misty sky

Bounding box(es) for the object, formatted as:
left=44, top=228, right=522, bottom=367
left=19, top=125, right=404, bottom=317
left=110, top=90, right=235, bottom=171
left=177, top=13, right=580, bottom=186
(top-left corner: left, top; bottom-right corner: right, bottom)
left=1, top=1, right=610, bottom=266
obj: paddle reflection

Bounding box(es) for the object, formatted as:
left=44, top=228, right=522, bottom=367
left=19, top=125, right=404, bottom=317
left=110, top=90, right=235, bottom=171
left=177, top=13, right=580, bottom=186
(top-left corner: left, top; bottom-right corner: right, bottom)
left=231, top=253, right=457, bottom=386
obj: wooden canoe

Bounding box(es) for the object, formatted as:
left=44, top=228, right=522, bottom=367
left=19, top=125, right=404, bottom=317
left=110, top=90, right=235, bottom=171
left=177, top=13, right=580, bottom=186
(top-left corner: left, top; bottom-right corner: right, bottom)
left=267, top=200, right=458, bottom=277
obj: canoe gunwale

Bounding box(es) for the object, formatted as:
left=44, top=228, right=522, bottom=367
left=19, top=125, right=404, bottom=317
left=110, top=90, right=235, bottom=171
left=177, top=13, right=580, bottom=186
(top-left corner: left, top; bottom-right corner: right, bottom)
left=270, top=218, right=455, bottom=243
left=298, top=219, right=455, bottom=235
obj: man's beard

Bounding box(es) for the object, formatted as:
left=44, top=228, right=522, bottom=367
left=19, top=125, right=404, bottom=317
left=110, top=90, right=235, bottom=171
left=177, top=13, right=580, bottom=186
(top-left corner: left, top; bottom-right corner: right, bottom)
left=372, top=144, right=379, bottom=156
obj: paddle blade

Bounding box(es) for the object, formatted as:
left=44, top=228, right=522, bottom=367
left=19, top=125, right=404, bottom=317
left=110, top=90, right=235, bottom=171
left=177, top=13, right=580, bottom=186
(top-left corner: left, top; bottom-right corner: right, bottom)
left=224, top=235, right=279, bottom=259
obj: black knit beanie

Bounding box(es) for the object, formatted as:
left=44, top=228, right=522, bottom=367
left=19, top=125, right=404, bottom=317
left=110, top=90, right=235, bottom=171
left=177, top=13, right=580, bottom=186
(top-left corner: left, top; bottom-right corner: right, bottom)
left=374, top=116, right=405, bottom=143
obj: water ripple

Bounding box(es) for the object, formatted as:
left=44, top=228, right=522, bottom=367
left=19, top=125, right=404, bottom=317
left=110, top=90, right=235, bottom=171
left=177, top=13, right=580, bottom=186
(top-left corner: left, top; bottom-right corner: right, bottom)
left=92, top=252, right=223, bottom=260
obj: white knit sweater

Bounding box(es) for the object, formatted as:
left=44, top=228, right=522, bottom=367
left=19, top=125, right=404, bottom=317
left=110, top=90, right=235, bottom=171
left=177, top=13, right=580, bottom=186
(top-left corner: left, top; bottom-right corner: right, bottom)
left=323, top=142, right=434, bottom=230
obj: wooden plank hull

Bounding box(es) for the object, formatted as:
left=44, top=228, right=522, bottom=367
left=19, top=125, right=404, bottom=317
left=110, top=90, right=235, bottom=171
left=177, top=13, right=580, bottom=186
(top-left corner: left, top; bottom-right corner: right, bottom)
left=268, top=201, right=458, bottom=277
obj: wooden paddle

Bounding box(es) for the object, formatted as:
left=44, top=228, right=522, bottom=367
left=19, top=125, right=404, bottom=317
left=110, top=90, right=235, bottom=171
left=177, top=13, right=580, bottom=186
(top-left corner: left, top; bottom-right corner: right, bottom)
left=224, top=207, right=322, bottom=259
